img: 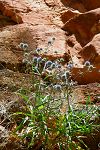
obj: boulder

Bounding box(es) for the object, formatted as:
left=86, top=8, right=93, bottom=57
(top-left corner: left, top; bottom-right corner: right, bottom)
left=79, top=34, right=100, bottom=65
left=71, top=66, right=100, bottom=84
left=62, top=8, right=100, bottom=46
left=81, top=0, right=100, bottom=11
left=61, top=9, right=81, bottom=23
left=0, top=0, right=68, bottom=68
left=61, top=0, right=100, bottom=12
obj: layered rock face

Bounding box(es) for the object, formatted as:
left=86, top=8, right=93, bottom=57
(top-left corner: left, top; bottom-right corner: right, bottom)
left=0, top=0, right=100, bottom=104
left=0, top=0, right=100, bottom=82
left=61, top=1, right=100, bottom=84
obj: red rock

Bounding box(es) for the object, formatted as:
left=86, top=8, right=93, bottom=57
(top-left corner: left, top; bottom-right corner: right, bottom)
left=0, top=0, right=67, bottom=65
left=0, top=0, right=31, bottom=23
left=81, top=0, right=100, bottom=11
left=62, top=8, right=100, bottom=46
left=61, top=0, right=100, bottom=12
left=0, top=0, right=100, bottom=85
left=79, top=33, right=100, bottom=65
left=71, top=66, right=100, bottom=84
left=60, top=0, right=86, bottom=12
left=61, top=9, right=81, bottom=23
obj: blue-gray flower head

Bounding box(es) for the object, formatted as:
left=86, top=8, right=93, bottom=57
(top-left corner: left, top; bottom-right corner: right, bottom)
left=36, top=48, right=40, bottom=53
left=19, top=42, right=24, bottom=49
left=65, top=71, right=70, bottom=78
left=23, top=43, right=28, bottom=50
left=44, top=61, right=52, bottom=69
left=53, top=84, right=62, bottom=91
left=0, top=104, right=6, bottom=115
left=51, top=63, right=56, bottom=69
left=67, top=63, right=73, bottom=69
left=36, top=48, right=43, bottom=53
left=84, top=61, right=91, bottom=67
left=33, top=56, right=37, bottom=63
left=37, top=57, right=42, bottom=63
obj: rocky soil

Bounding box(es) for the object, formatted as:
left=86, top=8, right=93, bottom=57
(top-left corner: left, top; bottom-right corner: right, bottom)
left=0, top=0, right=100, bottom=149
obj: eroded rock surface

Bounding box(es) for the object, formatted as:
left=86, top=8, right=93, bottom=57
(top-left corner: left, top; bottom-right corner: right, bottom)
left=61, top=0, right=100, bottom=12
left=62, top=8, right=100, bottom=46
left=0, top=0, right=100, bottom=106
left=79, top=33, right=100, bottom=65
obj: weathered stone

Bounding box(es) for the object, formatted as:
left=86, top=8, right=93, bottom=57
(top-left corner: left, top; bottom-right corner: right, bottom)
left=79, top=33, right=100, bottom=65
left=0, top=0, right=67, bottom=65
left=71, top=66, right=100, bottom=84
left=60, top=0, right=86, bottom=12
left=61, top=9, right=81, bottom=23
left=81, top=0, right=100, bottom=11
left=61, top=0, right=100, bottom=12
left=62, top=8, right=100, bottom=46
left=0, top=0, right=100, bottom=87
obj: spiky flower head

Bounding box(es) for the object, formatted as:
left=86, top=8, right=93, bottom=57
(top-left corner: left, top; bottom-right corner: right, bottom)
left=36, top=48, right=43, bottom=53
left=84, top=61, right=91, bottom=67
left=53, top=84, right=62, bottom=91
left=44, top=60, right=52, bottom=69
left=19, top=42, right=24, bottom=49
left=50, top=63, right=56, bottom=69
left=65, top=71, right=70, bottom=78
left=37, top=57, right=42, bottom=63
left=67, top=63, right=73, bottom=70
left=19, top=43, right=28, bottom=50
left=23, top=43, right=28, bottom=50
left=36, top=48, right=40, bottom=53
left=33, top=56, right=38, bottom=63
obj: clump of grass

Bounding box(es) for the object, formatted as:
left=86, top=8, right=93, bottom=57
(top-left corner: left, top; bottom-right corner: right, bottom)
left=11, top=90, right=99, bottom=150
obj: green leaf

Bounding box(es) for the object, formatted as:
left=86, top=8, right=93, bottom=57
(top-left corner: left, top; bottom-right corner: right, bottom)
left=38, top=105, right=44, bottom=110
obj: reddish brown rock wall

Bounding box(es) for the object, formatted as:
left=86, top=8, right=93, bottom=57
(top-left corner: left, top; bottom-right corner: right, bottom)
left=0, top=0, right=100, bottom=86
